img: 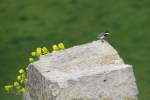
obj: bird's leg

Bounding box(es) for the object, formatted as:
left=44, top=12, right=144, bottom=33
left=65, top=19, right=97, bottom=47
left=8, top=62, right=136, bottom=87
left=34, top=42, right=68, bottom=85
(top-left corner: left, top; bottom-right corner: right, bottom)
left=101, top=39, right=105, bottom=42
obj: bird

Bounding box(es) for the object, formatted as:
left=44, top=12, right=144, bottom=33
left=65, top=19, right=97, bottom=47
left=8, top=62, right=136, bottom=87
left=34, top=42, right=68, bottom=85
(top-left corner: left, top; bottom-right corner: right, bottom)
left=97, top=31, right=110, bottom=42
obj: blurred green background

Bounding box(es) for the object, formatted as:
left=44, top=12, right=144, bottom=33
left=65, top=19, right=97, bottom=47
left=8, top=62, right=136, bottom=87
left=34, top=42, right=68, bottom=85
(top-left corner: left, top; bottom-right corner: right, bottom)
left=0, top=0, right=150, bottom=100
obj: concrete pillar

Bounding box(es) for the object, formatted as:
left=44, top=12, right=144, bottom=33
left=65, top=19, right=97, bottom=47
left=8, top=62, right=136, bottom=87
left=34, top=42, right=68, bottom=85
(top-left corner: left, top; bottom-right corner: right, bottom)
left=23, top=40, right=138, bottom=100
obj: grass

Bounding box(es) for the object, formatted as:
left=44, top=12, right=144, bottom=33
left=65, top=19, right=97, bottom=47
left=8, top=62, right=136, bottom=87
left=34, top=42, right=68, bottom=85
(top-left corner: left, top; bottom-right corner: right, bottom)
left=0, top=0, right=150, bottom=99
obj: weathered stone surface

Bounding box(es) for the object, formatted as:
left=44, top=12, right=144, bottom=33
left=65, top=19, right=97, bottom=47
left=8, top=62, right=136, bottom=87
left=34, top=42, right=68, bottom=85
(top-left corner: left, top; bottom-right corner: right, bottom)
left=23, top=40, right=138, bottom=100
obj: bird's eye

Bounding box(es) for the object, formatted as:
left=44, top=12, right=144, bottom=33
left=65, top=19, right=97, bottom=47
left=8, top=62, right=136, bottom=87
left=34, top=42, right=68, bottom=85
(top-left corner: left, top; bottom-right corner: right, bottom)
left=104, top=34, right=107, bottom=36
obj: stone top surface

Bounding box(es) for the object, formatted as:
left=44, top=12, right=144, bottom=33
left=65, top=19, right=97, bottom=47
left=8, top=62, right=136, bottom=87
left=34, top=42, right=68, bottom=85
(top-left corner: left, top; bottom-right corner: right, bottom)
left=32, top=40, right=123, bottom=68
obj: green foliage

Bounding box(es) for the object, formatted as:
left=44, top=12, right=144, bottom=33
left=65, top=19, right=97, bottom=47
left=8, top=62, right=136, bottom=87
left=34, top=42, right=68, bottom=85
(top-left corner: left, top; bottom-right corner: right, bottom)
left=0, top=0, right=150, bottom=100
left=2, top=43, right=65, bottom=96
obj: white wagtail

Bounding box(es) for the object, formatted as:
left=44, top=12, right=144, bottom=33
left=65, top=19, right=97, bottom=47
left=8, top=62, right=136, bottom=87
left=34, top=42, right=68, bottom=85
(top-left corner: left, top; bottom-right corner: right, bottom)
left=97, top=31, right=110, bottom=42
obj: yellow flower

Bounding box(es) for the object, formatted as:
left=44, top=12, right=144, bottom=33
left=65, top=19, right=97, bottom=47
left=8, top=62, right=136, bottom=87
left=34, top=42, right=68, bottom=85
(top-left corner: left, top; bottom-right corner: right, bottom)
left=21, top=73, right=26, bottom=79
left=52, top=44, right=59, bottom=51
left=42, top=47, right=48, bottom=54
left=19, top=69, right=25, bottom=74
left=4, top=85, right=13, bottom=91
left=29, top=57, right=34, bottom=62
left=36, top=48, right=42, bottom=56
left=20, top=88, right=26, bottom=93
left=25, top=67, right=28, bottom=71
left=58, top=42, right=65, bottom=49
left=17, top=75, right=22, bottom=81
left=31, top=52, right=36, bottom=57
left=16, top=86, right=21, bottom=89
left=20, top=79, right=24, bottom=84
left=14, top=82, right=19, bottom=87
